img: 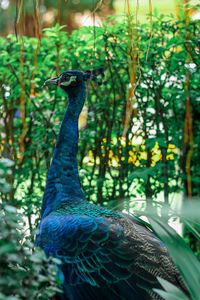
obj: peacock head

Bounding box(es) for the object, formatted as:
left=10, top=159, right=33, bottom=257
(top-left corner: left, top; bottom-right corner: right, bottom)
left=44, top=69, right=104, bottom=95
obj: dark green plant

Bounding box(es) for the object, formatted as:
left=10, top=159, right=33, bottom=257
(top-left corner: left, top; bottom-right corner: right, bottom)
left=0, top=205, right=61, bottom=300
left=0, top=158, right=14, bottom=194
left=137, top=201, right=200, bottom=300
left=0, top=159, right=61, bottom=299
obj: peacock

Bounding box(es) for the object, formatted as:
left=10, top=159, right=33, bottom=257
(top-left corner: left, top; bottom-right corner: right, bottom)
left=35, top=69, right=187, bottom=300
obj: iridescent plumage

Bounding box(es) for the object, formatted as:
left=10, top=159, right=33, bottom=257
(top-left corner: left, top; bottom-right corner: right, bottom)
left=36, top=70, right=187, bottom=300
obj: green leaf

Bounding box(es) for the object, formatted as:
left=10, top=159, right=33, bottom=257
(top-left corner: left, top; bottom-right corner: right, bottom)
left=149, top=218, right=200, bottom=300
left=184, top=221, right=200, bottom=241
left=154, top=277, right=189, bottom=300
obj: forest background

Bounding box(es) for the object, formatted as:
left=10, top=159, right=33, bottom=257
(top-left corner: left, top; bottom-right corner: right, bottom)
left=0, top=1, right=200, bottom=299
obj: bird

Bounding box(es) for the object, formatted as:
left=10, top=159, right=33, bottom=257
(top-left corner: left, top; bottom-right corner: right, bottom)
left=35, top=69, right=187, bottom=300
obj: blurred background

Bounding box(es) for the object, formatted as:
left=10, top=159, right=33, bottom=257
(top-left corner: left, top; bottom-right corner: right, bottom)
left=0, top=0, right=199, bottom=36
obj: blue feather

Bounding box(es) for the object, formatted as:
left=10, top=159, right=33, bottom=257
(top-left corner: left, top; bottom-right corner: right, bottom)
left=36, top=70, right=188, bottom=300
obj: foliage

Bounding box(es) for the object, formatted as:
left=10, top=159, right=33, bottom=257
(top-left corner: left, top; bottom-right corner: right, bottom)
left=0, top=158, right=14, bottom=193
left=155, top=277, right=189, bottom=300
left=0, top=14, right=199, bottom=224
left=0, top=12, right=199, bottom=299
left=0, top=159, right=61, bottom=299
left=136, top=201, right=200, bottom=300
left=0, top=0, right=114, bottom=36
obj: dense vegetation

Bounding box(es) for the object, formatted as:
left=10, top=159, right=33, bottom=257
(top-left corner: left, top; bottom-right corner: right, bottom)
left=0, top=13, right=199, bottom=300
left=1, top=14, right=199, bottom=214
left=0, top=158, right=61, bottom=300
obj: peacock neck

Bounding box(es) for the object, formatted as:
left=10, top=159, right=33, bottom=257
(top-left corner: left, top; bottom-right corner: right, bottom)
left=41, top=85, right=86, bottom=218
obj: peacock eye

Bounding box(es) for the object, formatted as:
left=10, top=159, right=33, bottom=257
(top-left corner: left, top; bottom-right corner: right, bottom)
left=62, top=75, right=70, bottom=81
left=60, top=75, right=77, bottom=87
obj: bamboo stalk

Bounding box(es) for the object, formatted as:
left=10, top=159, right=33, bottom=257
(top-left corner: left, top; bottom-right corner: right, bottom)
left=123, top=0, right=139, bottom=136
left=145, top=0, right=153, bottom=61
left=18, top=40, right=27, bottom=162
left=183, top=0, right=193, bottom=198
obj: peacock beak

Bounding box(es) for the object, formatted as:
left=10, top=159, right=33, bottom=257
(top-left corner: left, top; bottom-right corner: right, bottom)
left=44, top=76, right=60, bottom=87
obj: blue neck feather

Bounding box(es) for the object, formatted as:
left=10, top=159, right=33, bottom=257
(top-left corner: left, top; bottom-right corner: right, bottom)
left=41, top=84, right=86, bottom=217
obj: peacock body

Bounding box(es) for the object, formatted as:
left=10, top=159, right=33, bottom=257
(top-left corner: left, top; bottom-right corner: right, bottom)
left=36, top=70, right=187, bottom=300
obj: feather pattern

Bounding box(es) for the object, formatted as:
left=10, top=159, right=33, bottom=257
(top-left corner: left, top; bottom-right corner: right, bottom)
left=36, top=70, right=188, bottom=300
